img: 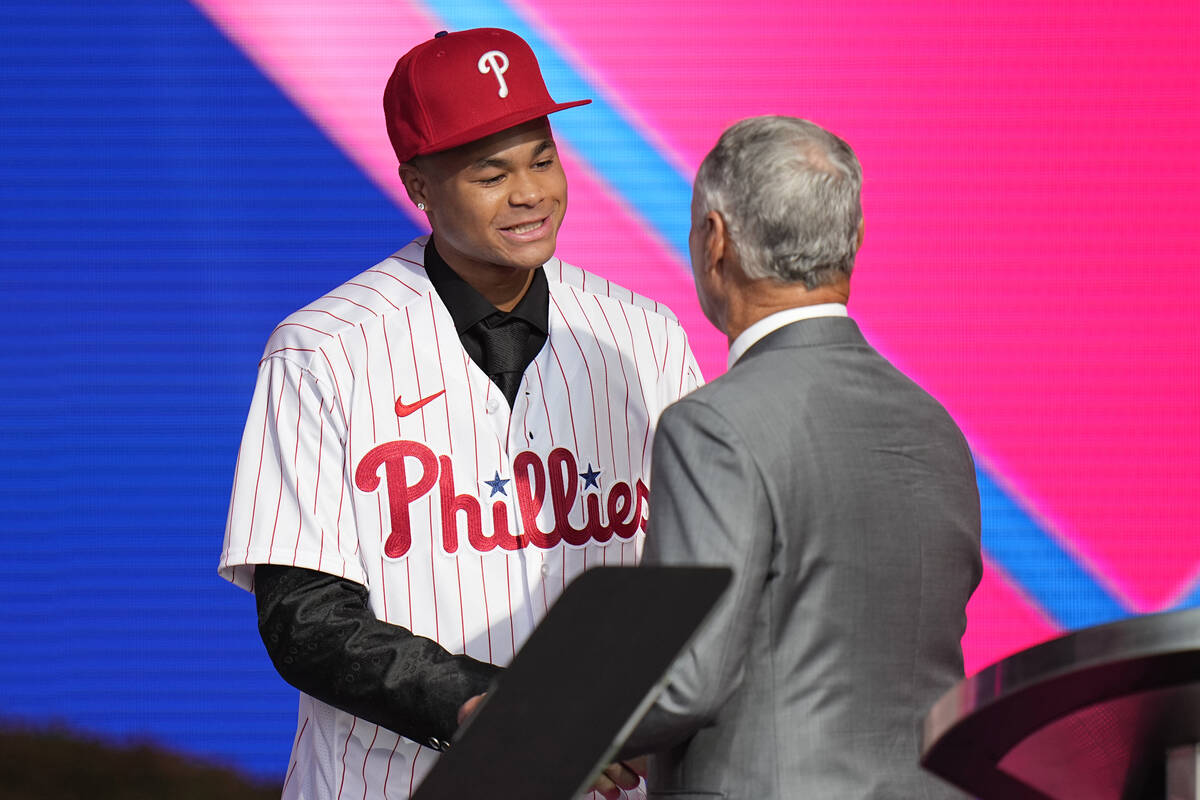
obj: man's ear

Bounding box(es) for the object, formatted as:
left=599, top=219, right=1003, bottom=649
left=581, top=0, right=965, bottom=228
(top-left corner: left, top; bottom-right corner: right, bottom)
left=704, top=210, right=730, bottom=281
left=398, top=161, right=430, bottom=209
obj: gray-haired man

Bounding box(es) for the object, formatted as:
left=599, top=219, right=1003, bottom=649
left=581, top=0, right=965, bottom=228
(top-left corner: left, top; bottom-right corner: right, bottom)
left=619, top=116, right=982, bottom=799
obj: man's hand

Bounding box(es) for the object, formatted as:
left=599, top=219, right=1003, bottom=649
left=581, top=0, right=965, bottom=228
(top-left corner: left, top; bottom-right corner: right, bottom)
left=589, top=760, right=641, bottom=799
left=457, top=693, right=486, bottom=726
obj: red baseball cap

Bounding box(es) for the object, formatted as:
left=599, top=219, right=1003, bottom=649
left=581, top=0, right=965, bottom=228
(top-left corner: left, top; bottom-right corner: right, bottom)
left=384, top=28, right=591, bottom=164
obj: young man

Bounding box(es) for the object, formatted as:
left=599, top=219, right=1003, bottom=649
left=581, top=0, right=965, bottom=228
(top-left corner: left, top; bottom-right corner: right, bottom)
left=219, top=28, right=701, bottom=800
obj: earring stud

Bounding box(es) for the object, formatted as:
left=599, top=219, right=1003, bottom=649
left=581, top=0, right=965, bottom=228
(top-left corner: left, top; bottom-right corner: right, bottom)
left=416, top=202, right=426, bottom=211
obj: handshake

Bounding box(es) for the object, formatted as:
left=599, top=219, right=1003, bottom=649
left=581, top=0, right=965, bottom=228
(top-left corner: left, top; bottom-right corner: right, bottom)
left=458, top=693, right=646, bottom=799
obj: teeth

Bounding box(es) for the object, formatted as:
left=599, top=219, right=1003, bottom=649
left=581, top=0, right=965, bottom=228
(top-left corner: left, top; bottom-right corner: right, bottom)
left=507, top=220, right=541, bottom=234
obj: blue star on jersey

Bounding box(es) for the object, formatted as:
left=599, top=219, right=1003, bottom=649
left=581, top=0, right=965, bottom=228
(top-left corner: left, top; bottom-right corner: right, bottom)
left=484, top=471, right=510, bottom=497
left=580, top=463, right=601, bottom=491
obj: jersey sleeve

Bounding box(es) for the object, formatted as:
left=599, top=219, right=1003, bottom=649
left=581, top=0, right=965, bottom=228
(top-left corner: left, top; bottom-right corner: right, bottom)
left=219, top=352, right=365, bottom=592
left=660, top=317, right=705, bottom=406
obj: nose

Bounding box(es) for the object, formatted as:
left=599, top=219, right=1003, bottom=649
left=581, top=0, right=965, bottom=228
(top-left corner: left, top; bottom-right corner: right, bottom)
left=507, top=168, right=544, bottom=208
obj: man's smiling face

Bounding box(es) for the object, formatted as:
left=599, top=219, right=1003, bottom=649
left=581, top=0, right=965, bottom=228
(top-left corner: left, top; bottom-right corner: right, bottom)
left=406, top=117, right=568, bottom=282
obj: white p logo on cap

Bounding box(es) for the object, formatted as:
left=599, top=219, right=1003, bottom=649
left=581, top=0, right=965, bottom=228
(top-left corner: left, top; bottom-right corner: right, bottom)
left=478, top=50, right=510, bottom=98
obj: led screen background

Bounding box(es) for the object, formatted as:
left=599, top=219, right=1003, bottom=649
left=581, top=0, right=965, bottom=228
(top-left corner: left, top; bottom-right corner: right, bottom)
left=2, top=0, right=1197, bottom=780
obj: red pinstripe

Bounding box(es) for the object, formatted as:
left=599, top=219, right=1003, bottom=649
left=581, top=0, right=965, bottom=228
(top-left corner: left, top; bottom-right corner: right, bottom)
left=454, top=557, right=467, bottom=655
left=618, top=304, right=654, bottom=470
left=478, top=557, right=493, bottom=662
left=405, top=307, right=444, bottom=642
left=332, top=444, right=347, bottom=578
left=457, top=326, right=494, bottom=663
left=291, top=371, right=304, bottom=561
left=640, top=311, right=660, bottom=377
left=360, top=725, right=381, bottom=800
left=339, top=335, right=356, bottom=380
left=242, top=374, right=277, bottom=563
left=290, top=373, right=306, bottom=565
left=428, top=295, right=453, bottom=446
left=336, top=717, right=357, bottom=800
left=396, top=249, right=425, bottom=269
left=367, top=267, right=422, bottom=296
left=276, top=322, right=334, bottom=338
left=320, top=348, right=349, bottom=426
left=659, top=315, right=671, bottom=373
left=382, top=735, right=402, bottom=800
left=550, top=293, right=600, bottom=457
left=298, top=307, right=355, bottom=327
left=569, top=291, right=617, bottom=475
left=347, top=281, right=402, bottom=311
left=283, top=758, right=298, bottom=793
left=532, top=360, right=555, bottom=443
left=361, top=325, right=390, bottom=621
left=540, top=551, right=549, bottom=613
left=426, top=302, right=468, bottom=654
left=505, top=554, right=516, bottom=658
left=404, top=558, right=413, bottom=631
left=266, top=377, right=291, bottom=558
left=407, top=745, right=423, bottom=798
left=261, top=346, right=314, bottom=361
left=327, top=293, right=377, bottom=317
left=361, top=327, right=377, bottom=442
left=547, top=340, right=580, bottom=454
left=382, top=319, right=401, bottom=441
left=405, top=306, right=440, bottom=644
left=677, top=341, right=692, bottom=397
left=306, top=412, right=325, bottom=564
left=282, top=715, right=308, bottom=792
left=593, top=296, right=632, bottom=479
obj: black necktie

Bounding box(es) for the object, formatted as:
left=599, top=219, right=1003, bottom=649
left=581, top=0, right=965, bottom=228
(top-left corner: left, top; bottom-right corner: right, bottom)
left=473, top=314, right=530, bottom=408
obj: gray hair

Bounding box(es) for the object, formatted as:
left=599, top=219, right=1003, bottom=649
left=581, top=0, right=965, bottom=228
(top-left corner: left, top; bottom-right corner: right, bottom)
left=694, top=116, right=863, bottom=288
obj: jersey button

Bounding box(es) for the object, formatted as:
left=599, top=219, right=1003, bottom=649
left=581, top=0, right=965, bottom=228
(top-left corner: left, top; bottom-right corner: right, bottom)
left=486, top=398, right=500, bottom=413
left=540, top=563, right=550, bottom=577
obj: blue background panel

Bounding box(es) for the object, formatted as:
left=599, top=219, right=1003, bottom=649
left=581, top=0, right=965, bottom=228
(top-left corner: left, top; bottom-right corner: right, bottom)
left=1, top=0, right=420, bottom=776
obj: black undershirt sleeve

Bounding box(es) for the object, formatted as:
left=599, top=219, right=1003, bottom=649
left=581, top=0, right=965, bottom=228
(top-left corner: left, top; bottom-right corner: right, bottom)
left=254, top=564, right=500, bottom=750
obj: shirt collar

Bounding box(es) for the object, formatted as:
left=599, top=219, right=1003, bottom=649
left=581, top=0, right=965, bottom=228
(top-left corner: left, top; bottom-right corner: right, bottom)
left=727, top=303, right=849, bottom=368
left=423, top=237, right=549, bottom=334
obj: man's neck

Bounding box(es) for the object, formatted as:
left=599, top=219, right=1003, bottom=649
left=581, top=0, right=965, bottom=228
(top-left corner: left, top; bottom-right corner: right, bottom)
left=430, top=236, right=537, bottom=312
left=723, top=279, right=850, bottom=345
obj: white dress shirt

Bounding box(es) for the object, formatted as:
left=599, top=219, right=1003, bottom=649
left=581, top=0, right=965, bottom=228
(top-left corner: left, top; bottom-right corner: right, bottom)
left=727, top=303, right=849, bottom=368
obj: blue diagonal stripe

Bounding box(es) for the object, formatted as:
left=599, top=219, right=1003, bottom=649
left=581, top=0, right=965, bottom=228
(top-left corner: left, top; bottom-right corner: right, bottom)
left=420, top=0, right=695, bottom=264
left=1174, top=574, right=1200, bottom=611
left=977, top=467, right=1130, bottom=629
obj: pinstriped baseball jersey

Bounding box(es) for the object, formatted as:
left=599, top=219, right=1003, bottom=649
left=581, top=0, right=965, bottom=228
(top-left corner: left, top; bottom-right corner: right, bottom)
left=219, top=236, right=702, bottom=800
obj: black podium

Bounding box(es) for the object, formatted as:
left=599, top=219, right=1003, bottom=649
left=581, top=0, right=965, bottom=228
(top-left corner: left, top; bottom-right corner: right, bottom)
left=921, top=606, right=1200, bottom=799
left=413, top=565, right=731, bottom=800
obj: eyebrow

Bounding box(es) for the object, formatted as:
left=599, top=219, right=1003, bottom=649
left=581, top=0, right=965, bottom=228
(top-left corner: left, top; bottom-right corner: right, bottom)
left=471, top=139, right=556, bottom=171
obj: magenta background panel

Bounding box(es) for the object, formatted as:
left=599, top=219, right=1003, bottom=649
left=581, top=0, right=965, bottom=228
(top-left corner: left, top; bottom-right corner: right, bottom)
left=194, top=0, right=1200, bottom=675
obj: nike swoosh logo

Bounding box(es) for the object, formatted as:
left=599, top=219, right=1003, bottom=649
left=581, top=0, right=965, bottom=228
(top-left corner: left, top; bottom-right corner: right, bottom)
left=395, top=390, right=446, bottom=417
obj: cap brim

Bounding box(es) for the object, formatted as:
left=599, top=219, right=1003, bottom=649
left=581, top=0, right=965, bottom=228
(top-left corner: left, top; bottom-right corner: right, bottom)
left=411, top=99, right=591, bottom=160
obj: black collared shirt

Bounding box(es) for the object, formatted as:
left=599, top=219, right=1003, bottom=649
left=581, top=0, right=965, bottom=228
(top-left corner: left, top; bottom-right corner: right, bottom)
left=423, top=237, right=549, bottom=407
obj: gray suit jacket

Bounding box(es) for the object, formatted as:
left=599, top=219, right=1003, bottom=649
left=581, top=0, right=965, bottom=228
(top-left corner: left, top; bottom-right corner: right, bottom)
left=622, top=317, right=981, bottom=799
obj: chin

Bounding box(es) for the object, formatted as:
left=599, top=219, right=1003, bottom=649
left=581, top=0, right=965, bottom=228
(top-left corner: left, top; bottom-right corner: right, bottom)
left=505, top=240, right=557, bottom=270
